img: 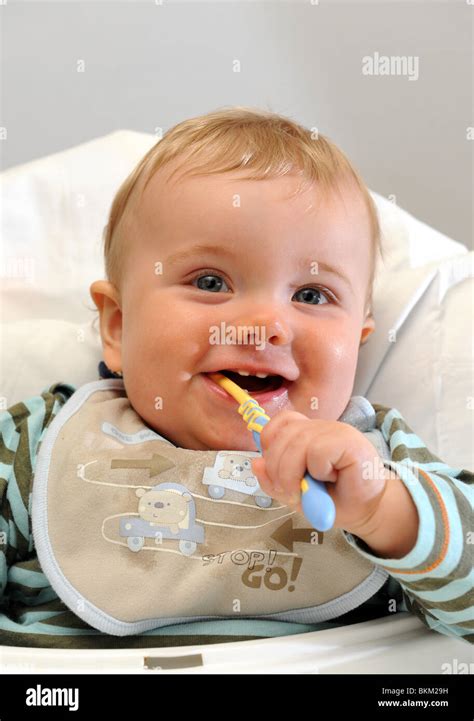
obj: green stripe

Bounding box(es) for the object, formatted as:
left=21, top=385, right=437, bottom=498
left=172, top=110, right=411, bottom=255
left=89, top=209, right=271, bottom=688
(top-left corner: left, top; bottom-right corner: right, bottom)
left=12, top=557, right=45, bottom=574
left=5, top=466, right=29, bottom=545
left=6, top=402, right=32, bottom=425
left=417, top=588, right=474, bottom=614
left=13, top=426, right=33, bottom=519
left=8, top=585, right=58, bottom=605
left=23, top=396, right=46, bottom=463
left=41, top=609, right=93, bottom=630
left=391, top=445, right=442, bottom=464
left=0, top=626, right=266, bottom=648
left=0, top=430, right=16, bottom=464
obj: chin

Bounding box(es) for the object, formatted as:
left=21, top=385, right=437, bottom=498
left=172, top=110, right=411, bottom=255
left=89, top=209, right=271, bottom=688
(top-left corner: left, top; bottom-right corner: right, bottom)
left=203, top=432, right=257, bottom=453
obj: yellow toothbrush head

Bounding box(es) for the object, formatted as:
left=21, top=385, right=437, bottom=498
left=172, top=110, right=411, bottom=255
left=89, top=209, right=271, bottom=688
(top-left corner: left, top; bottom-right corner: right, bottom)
left=208, top=372, right=250, bottom=405
left=208, top=372, right=270, bottom=432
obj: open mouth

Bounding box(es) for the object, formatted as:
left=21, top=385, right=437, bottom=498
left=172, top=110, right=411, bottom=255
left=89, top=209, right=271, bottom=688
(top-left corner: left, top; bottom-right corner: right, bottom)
left=213, top=370, right=285, bottom=394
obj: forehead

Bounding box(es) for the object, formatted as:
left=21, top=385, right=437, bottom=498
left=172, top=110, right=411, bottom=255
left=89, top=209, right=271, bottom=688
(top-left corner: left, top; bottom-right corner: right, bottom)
left=135, top=161, right=371, bottom=263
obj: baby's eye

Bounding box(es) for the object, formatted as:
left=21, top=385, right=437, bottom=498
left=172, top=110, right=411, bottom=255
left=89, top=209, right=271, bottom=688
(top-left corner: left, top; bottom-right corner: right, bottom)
left=293, top=287, right=331, bottom=305
left=191, top=273, right=230, bottom=293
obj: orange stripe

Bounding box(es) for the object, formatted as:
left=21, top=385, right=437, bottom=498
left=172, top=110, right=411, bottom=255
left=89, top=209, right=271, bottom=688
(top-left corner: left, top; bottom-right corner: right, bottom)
left=380, top=468, right=450, bottom=575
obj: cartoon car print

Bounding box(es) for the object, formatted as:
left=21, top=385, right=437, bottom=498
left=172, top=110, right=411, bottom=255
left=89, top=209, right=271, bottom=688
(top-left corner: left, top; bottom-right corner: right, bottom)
left=119, top=482, right=204, bottom=556
left=202, top=452, right=273, bottom=508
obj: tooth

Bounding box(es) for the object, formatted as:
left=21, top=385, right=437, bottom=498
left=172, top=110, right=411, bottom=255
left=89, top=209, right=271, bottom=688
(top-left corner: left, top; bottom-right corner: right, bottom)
left=255, top=373, right=269, bottom=378
left=236, top=370, right=250, bottom=376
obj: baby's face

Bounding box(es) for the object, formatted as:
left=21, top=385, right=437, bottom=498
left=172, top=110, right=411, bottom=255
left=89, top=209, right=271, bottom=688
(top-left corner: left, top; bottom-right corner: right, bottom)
left=92, top=164, right=375, bottom=451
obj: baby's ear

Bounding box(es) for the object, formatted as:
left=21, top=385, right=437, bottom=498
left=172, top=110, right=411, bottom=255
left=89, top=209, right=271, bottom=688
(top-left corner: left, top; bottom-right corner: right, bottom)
left=360, top=314, right=375, bottom=345
left=89, top=280, right=123, bottom=371
left=136, top=488, right=146, bottom=498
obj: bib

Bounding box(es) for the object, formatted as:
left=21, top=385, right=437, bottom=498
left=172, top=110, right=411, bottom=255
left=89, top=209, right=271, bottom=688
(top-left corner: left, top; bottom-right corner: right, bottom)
left=32, top=379, right=389, bottom=636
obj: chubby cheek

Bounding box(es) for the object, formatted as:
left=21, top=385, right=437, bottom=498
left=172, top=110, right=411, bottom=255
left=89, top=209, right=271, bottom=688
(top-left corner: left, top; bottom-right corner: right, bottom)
left=119, top=293, right=213, bottom=408
left=123, top=294, right=192, bottom=359
left=296, top=321, right=360, bottom=419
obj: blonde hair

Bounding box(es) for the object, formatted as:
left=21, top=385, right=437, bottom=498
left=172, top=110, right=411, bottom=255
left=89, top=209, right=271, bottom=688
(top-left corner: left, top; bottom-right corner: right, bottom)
left=103, top=106, right=382, bottom=314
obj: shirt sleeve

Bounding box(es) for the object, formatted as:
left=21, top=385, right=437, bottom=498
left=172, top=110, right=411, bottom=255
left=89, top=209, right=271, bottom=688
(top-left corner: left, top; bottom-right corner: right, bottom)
left=342, top=404, right=473, bottom=645
left=0, top=383, right=76, bottom=606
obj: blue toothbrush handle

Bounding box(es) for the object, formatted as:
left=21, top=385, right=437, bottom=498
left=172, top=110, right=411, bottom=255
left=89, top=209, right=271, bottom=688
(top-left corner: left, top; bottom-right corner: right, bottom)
left=300, top=471, right=336, bottom=532
left=251, top=422, right=336, bottom=533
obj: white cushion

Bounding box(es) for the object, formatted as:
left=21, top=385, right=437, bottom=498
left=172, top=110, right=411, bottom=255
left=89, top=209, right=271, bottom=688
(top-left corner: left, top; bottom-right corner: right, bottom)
left=354, top=252, right=473, bottom=470
left=0, top=319, right=102, bottom=410
left=0, top=130, right=156, bottom=324
left=1, top=130, right=471, bottom=470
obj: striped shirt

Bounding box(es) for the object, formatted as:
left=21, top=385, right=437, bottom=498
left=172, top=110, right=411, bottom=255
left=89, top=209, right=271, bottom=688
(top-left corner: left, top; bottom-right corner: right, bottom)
left=0, top=382, right=472, bottom=648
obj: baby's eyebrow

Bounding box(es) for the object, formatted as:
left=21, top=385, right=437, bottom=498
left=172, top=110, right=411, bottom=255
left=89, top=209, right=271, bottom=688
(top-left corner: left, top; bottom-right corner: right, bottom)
left=312, top=260, right=354, bottom=292
left=165, top=243, right=353, bottom=292
left=165, top=244, right=235, bottom=267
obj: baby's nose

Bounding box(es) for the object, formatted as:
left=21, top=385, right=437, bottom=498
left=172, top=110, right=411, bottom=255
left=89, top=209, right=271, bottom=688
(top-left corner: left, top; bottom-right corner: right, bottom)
left=234, top=310, right=294, bottom=347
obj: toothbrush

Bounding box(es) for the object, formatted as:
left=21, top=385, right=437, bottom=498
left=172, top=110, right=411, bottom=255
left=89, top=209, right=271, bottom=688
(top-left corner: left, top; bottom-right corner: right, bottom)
left=209, top=372, right=336, bottom=532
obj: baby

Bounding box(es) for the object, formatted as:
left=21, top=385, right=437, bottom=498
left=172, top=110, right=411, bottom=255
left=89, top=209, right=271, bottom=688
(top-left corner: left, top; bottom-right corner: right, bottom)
left=90, top=109, right=415, bottom=559
left=1, top=107, right=471, bottom=647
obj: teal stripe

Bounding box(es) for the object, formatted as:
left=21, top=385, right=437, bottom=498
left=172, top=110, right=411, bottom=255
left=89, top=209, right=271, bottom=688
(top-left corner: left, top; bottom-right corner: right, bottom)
left=0, top=411, right=21, bottom=454
left=8, top=566, right=52, bottom=588
left=408, top=462, right=464, bottom=476
left=405, top=568, right=474, bottom=604
left=390, top=429, right=428, bottom=450
left=8, top=519, right=17, bottom=550
left=424, top=605, right=474, bottom=625
left=448, top=622, right=474, bottom=637
left=0, top=615, right=99, bottom=635
left=381, top=408, right=402, bottom=438
left=15, top=610, right=65, bottom=624
left=5, top=466, right=29, bottom=542
left=0, top=461, right=16, bottom=478
left=423, top=613, right=471, bottom=639
left=23, top=396, right=46, bottom=464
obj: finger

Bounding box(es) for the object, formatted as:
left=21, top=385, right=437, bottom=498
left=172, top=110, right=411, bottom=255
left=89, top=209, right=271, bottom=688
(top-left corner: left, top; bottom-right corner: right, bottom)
left=251, top=456, right=264, bottom=478
left=305, top=437, right=339, bottom=483
left=305, top=426, right=372, bottom=485
left=251, top=457, right=277, bottom=497
left=259, top=410, right=308, bottom=453
left=262, top=421, right=310, bottom=485
left=252, top=457, right=303, bottom=509
left=271, top=429, right=314, bottom=494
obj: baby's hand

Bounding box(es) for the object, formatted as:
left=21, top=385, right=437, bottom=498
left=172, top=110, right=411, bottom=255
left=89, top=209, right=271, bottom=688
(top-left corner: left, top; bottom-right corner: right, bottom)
left=251, top=410, right=393, bottom=536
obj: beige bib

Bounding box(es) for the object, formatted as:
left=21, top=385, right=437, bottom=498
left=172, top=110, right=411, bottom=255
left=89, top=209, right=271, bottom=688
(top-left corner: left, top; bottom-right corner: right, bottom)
left=32, top=379, right=389, bottom=635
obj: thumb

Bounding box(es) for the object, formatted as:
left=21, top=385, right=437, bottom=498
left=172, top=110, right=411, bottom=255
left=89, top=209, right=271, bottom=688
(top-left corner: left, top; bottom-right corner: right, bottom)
left=251, top=456, right=265, bottom=477
left=251, top=457, right=275, bottom=494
